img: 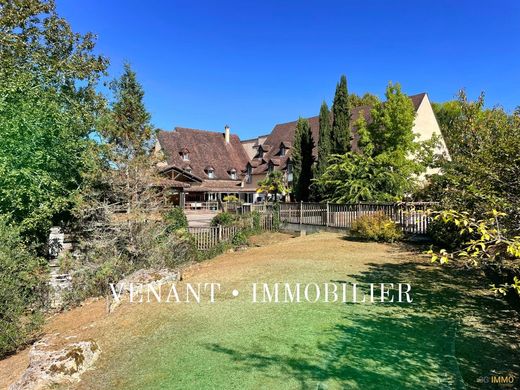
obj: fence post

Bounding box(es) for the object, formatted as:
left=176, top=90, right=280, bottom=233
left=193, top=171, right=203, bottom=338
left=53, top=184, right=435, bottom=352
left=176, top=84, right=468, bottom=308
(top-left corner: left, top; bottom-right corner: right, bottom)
left=218, top=225, right=222, bottom=242
left=326, top=201, right=329, bottom=227
left=299, top=201, right=303, bottom=225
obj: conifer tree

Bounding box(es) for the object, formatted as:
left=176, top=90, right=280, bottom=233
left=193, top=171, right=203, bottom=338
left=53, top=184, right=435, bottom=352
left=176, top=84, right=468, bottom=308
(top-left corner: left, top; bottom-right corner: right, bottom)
left=331, top=75, right=351, bottom=154
left=292, top=118, right=315, bottom=201
left=317, top=101, right=332, bottom=174
left=104, top=63, right=154, bottom=158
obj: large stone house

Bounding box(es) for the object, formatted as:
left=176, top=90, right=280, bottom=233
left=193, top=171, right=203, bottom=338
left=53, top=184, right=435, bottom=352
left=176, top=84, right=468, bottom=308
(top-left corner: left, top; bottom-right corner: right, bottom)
left=155, top=92, right=445, bottom=207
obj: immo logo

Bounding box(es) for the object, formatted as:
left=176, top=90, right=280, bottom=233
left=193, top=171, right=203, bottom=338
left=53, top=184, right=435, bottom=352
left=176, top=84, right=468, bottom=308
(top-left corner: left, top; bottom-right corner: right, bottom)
left=477, top=373, right=516, bottom=387
left=109, top=282, right=414, bottom=304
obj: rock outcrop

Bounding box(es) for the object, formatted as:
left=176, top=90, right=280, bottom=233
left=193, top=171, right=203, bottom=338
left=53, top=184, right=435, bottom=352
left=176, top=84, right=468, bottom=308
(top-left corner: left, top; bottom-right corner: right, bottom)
left=9, top=335, right=100, bottom=390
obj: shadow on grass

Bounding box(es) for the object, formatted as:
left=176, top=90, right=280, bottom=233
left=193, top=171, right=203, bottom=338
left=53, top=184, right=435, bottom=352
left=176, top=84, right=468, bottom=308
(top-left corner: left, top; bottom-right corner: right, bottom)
left=205, top=251, right=520, bottom=389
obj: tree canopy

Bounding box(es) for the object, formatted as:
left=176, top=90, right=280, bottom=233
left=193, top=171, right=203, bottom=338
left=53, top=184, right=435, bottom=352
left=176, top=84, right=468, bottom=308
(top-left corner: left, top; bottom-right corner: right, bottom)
left=0, top=0, right=108, bottom=240
left=331, top=75, right=351, bottom=154
left=292, top=118, right=315, bottom=201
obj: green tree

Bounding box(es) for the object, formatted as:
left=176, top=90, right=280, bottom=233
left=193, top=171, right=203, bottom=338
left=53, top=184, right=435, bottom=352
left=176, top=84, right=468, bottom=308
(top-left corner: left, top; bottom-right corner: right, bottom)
left=331, top=75, right=351, bottom=154
left=349, top=92, right=380, bottom=108
left=317, top=82, right=436, bottom=202
left=354, top=110, right=374, bottom=156
left=0, top=0, right=108, bottom=241
left=431, top=100, right=462, bottom=156
left=103, top=63, right=154, bottom=157
left=425, top=92, right=520, bottom=233
left=257, top=170, right=288, bottom=202
left=0, top=217, right=48, bottom=357
left=370, top=82, right=416, bottom=156
left=315, top=152, right=412, bottom=203
left=292, top=118, right=315, bottom=201
left=317, top=101, right=332, bottom=174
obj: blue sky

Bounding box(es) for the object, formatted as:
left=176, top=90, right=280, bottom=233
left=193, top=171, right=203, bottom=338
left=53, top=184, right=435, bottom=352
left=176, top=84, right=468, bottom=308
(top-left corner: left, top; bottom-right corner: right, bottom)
left=57, top=1, right=520, bottom=139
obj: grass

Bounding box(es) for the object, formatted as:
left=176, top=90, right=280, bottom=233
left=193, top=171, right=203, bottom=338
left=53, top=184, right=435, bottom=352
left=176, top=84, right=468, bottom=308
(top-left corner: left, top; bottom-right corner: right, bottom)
left=2, top=232, right=518, bottom=389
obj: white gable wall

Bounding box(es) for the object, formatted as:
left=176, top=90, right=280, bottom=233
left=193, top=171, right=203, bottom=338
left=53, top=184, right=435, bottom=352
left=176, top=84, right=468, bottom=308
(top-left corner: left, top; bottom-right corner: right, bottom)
left=411, top=94, right=449, bottom=176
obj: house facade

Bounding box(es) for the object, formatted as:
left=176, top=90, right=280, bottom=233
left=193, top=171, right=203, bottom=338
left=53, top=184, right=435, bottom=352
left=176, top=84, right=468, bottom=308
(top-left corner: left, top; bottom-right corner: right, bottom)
left=155, top=126, right=256, bottom=208
left=155, top=93, right=446, bottom=207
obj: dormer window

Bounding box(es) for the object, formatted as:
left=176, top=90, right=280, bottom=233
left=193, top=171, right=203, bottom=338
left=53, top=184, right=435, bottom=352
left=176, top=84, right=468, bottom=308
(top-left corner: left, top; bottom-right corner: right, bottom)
left=229, top=168, right=237, bottom=180
left=184, top=166, right=192, bottom=174
left=278, top=142, right=290, bottom=157
left=268, top=161, right=274, bottom=173
left=180, top=147, right=190, bottom=161
left=206, top=167, right=215, bottom=179
left=256, top=146, right=264, bottom=158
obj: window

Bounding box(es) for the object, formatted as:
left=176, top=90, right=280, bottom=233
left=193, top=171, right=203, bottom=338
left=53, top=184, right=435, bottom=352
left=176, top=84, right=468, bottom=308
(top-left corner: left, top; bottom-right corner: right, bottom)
left=280, top=146, right=286, bottom=156
left=256, top=147, right=264, bottom=158
left=287, top=161, right=293, bottom=183
left=181, top=150, right=189, bottom=161
left=229, top=169, right=237, bottom=180
left=246, top=165, right=252, bottom=184
left=207, top=168, right=214, bottom=179
left=185, top=166, right=192, bottom=174
left=268, top=161, right=274, bottom=173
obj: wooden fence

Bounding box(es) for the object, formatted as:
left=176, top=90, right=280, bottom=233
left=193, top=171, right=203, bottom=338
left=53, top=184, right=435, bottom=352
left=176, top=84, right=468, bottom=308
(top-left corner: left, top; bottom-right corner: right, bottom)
left=257, top=202, right=436, bottom=235
left=187, top=214, right=276, bottom=250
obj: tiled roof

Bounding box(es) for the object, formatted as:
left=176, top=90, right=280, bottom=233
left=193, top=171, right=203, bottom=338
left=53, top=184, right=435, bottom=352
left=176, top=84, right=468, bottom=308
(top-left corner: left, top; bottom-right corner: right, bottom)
left=256, top=93, right=426, bottom=172
left=157, top=127, right=250, bottom=181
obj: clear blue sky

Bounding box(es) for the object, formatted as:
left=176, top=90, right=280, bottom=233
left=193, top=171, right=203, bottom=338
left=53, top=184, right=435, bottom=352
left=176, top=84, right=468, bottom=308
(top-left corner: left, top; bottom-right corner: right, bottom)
left=57, top=0, right=520, bottom=139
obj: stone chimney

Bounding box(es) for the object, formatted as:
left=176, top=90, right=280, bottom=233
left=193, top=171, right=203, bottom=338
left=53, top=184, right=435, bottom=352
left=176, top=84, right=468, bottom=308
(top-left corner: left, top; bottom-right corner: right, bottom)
left=224, top=125, right=230, bottom=144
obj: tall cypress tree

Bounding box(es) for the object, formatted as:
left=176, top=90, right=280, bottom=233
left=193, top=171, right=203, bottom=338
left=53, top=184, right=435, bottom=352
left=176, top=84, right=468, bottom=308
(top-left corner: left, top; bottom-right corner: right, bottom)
left=331, top=75, right=351, bottom=154
left=292, top=118, right=315, bottom=202
left=317, top=101, right=332, bottom=174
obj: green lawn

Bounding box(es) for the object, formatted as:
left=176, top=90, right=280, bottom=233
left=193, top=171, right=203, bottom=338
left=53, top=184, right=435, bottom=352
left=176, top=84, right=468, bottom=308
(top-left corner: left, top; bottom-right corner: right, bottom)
left=75, top=233, right=519, bottom=390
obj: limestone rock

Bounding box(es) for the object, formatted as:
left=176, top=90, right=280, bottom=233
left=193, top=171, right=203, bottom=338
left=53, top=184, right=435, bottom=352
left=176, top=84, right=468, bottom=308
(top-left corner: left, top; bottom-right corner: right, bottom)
left=9, top=335, right=100, bottom=390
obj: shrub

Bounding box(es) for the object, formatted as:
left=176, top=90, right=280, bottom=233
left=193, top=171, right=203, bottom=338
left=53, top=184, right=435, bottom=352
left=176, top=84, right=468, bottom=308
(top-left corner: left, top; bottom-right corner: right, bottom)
left=163, top=207, right=188, bottom=232
left=0, top=218, right=48, bottom=357
left=223, top=195, right=240, bottom=203
left=427, top=217, right=470, bottom=250
left=251, top=211, right=261, bottom=231
left=65, top=220, right=197, bottom=305
left=211, top=212, right=238, bottom=227
left=350, top=212, right=403, bottom=242
left=232, top=231, right=248, bottom=246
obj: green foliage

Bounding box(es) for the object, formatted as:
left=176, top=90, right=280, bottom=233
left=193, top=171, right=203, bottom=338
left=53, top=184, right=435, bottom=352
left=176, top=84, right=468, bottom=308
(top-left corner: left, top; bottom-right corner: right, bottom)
left=257, top=170, right=288, bottom=201
left=331, top=75, right=351, bottom=154
left=292, top=118, right=314, bottom=201
left=431, top=100, right=462, bottom=154
left=232, top=231, right=248, bottom=246
left=251, top=211, right=261, bottom=231
left=0, top=0, right=108, bottom=241
left=426, top=209, right=520, bottom=296
left=315, top=152, right=416, bottom=203
left=163, top=207, right=188, bottom=232
left=426, top=217, right=469, bottom=250
left=101, top=63, right=154, bottom=157
left=350, top=212, right=403, bottom=243
left=66, top=221, right=197, bottom=304
left=211, top=212, right=238, bottom=227
left=370, top=83, right=416, bottom=156
left=425, top=92, right=520, bottom=233
left=349, top=92, right=380, bottom=108
left=316, top=82, right=437, bottom=203
left=317, top=101, right=332, bottom=174
left=0, top=218, right=48, bottom=357
left=355, top=110, right=374, bottom=156
left=223, top=195, right=240, bottom=203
